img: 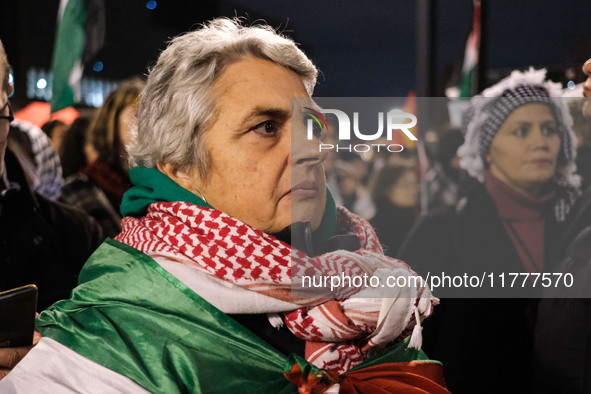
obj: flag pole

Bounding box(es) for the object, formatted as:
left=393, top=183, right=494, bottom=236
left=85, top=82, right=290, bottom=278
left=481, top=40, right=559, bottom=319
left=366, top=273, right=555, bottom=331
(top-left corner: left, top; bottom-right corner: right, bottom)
left=415, top=0, right=436, bottom=214
left=416, top=0, right=435, bottom=99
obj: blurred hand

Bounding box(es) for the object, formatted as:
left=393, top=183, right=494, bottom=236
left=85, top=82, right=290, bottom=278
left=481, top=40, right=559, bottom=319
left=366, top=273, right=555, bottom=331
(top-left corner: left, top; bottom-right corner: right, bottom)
left=0, top=318, right=42, bottom=380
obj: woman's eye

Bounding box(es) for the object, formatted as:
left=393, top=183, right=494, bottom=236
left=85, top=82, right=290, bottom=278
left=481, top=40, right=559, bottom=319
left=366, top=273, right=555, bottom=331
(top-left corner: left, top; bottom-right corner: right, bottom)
left=251, top=120, right=278, bottom=136
left=513, top=127, right=528, bottom=137
left=311, top=121, right=323, bottom=139
left=302, top=115, right=323, bottom=139
left=542, top=125, right=558, bottom=136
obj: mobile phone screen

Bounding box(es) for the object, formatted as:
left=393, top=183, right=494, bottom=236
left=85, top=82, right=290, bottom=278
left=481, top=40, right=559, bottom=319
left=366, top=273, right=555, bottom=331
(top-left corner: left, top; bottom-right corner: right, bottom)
left=0, top=284, right=38, bottom=348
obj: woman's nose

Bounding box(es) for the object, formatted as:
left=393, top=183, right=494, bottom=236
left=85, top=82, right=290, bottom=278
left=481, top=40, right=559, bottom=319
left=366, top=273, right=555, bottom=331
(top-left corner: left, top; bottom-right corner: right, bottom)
left=290, top=123, right=329, bottom=166
left=582, top=58, right=591, bottom=98
left=530, top=126, right=551, bottom=149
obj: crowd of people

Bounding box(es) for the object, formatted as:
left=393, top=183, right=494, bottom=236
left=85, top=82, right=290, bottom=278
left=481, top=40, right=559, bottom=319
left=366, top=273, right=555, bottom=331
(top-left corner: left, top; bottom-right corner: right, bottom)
left=0, top=16, right=590, bottom=393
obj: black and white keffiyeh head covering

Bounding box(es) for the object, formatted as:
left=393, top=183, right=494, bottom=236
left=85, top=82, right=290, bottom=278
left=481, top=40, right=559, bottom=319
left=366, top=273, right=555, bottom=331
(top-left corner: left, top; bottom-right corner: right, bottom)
left=458, top=68, right=581, bottom=222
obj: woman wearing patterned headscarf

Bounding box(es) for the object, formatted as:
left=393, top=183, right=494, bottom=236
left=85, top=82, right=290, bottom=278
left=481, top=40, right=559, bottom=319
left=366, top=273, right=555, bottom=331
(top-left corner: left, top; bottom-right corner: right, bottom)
left=399, top=68, right=582, bottom=393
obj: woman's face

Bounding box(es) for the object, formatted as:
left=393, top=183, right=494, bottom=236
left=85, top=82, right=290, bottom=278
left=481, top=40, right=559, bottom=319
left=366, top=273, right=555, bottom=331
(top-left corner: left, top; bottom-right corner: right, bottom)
left=486, top=103, right=560, bottom=196
left=168, top=57, right=326, bottom=234
left=583, top=58, right=591, bottom=118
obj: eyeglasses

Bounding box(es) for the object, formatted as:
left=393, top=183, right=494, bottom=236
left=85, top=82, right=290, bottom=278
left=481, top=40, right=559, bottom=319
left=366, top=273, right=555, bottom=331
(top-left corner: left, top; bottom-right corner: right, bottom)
left=0, top=102, right=14, bottom=124
left=0, top=101, right=13, bottom=144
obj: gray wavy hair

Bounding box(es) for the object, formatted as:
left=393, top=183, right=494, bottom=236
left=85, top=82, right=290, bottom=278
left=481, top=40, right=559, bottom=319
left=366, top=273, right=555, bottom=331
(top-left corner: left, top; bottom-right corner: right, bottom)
left=127, top=18, right=318, bottom=178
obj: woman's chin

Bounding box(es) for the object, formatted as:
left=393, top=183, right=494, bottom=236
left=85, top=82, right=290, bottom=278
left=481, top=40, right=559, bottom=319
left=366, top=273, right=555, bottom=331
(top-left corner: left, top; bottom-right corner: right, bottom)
left=292, top=202, right=325, bottom=230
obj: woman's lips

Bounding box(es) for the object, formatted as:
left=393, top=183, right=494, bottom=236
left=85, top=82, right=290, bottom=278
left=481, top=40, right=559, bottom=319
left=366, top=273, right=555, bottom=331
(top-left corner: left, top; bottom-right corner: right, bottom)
left=290, top=180, right=319, bottom=199
left=583, top=85, right=591, bottom=97
left=529, top=158, right=553, bottom=166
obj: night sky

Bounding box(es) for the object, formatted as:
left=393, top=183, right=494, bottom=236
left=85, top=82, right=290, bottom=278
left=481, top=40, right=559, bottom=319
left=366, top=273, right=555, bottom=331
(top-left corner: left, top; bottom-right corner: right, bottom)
left=1, top=0, right=590, bottom=102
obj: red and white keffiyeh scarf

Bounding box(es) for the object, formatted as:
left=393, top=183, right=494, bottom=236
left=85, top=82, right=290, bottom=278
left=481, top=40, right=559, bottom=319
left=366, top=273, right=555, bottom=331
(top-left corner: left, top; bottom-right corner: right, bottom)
left=116, top=201, right=436, bottom=374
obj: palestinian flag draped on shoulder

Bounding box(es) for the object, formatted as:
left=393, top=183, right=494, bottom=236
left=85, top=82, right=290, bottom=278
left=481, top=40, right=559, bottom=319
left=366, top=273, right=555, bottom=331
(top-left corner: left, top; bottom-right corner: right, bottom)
left=50, top=0, right=105, bottom=113
left=0, top=238, right=449, bottom=392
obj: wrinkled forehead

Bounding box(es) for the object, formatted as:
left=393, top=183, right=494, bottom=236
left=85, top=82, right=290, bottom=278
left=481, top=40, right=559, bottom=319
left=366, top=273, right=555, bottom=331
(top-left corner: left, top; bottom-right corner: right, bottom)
left=210, top=58, right=310, bottom=119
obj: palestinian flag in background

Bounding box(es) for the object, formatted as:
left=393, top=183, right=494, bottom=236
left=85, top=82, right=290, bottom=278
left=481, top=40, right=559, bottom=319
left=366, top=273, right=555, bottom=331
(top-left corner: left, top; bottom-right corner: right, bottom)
left=50, top=0, right=105, bottom=113
left=458, top=0, right=481, bottom=98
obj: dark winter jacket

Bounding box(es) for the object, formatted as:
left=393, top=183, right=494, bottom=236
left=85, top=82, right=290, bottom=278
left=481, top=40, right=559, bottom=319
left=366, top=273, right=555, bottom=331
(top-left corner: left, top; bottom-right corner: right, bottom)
left=0, top=149, right=103, bottom=310
left=399, top=182, right=563, bottom=394
left=59, top=173, right=122, bottom=238
left=534, top=188, right=591, bottom=394
left=370, top=198, right=417, bottom=258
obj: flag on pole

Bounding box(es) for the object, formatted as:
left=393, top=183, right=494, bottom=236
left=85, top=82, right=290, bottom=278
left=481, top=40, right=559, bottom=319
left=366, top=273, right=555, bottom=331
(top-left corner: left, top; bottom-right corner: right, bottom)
left=458, top=0, right=481, bottom=98
left=51, top=0, right=105, bottom=113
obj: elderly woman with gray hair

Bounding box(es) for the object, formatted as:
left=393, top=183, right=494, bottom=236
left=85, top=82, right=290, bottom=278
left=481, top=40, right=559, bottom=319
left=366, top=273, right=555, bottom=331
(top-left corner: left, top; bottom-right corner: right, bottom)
left=0, top=19, right=446, bottom=393
left=400, top=68, right=582, bottom=393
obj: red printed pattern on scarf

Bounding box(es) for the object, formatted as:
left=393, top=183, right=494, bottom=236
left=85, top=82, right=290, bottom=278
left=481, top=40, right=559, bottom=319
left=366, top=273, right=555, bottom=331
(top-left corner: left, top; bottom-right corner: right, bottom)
left=115, top=202, right=420, bottom=374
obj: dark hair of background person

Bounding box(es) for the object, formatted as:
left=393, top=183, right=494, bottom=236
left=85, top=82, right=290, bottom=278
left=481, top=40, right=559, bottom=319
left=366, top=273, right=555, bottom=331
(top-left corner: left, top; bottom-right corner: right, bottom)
left=86, top=78, right=144, bottom=181
left=435, top=126, right=464, bottom=168
left=60, top=116, right=91, bottom=178
left=41, top=120, right=67, bottom=140
left=369, top=164, right=419, bottom=257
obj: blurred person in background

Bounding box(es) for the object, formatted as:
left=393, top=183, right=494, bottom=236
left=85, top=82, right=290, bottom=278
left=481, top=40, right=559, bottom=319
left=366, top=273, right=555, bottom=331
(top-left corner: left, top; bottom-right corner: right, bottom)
left=41, top=119, right=68, bottom=155
left=574, top=58, right=591, bottom=189
left=533, top=57, right=591, bottom=394
left=370, top=165, right=419, bottom=257
left=8, top=119, right=63, bottom=200
left=58, top=115, right=91, bottom=178
left=0, top=19, right=445, bottom=393
left=81, top=78, right=143, bottom=210
left=400, top=68, right=582, bottom=393
left=385, top=143, right=418, bottom=168
left=0, top=37, right=102, bottom=315
left=583, top=58, right=591, bottom=118
left=423, top=126, right=473, bottom=212
left=332, top=159, right=376, bottom=220
left=568, top=98, right=591, bottom=190
left=59, top=79, right=143, bottom=238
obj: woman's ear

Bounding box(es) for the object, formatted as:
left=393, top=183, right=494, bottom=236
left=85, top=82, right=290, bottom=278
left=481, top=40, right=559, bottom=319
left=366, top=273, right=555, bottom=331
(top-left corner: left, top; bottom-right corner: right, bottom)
left=6, top=83, right=13, bottom=97
left=157, top=162, right=199, bottom=191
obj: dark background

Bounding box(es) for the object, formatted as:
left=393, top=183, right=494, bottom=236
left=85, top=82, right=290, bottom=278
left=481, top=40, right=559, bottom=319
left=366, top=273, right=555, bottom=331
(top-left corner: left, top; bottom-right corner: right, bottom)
left=1, top=0, right=590, bottom=106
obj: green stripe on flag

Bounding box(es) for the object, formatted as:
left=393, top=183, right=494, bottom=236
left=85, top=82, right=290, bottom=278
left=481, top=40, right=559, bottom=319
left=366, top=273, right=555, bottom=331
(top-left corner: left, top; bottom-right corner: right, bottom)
left=36, top=239, right=297, bottom=393
left=459, top=67, right=476, bottom=98
left=51, top=0, right=86, bottom=113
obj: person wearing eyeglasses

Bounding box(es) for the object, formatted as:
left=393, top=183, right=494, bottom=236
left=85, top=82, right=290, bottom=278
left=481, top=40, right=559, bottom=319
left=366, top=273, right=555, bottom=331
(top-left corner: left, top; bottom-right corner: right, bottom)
left=0, top=85, right=14, bottom=177
left=0, top=40, right=103, bottom=378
